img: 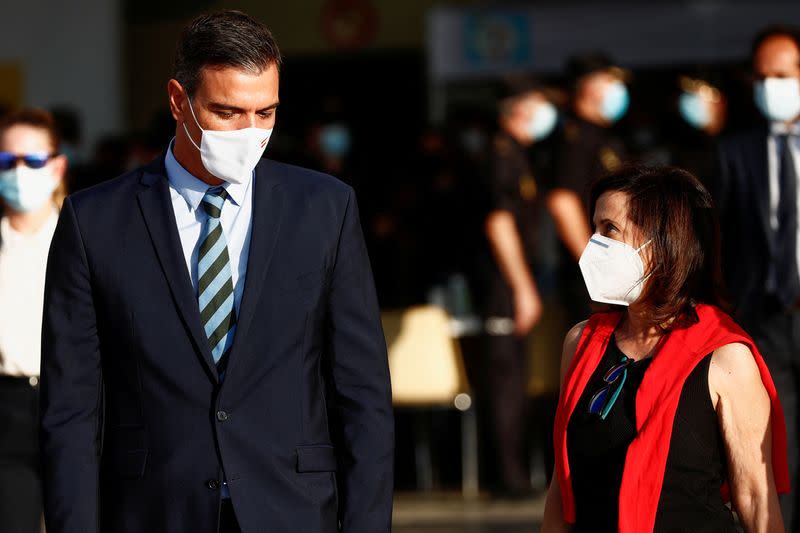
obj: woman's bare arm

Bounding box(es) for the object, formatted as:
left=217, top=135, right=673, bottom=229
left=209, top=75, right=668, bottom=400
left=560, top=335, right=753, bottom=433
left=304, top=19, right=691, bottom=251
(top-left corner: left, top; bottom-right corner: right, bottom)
left=541, top=320, right=587, bottom=533
left=709, top=342, right=784, bottom=533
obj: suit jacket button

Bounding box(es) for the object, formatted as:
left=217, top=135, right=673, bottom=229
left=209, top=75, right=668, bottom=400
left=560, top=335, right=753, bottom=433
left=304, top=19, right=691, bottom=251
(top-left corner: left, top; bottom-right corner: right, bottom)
left=207, top=479, right=219, bottom=490
left=216, top=410, right=228, bottom=422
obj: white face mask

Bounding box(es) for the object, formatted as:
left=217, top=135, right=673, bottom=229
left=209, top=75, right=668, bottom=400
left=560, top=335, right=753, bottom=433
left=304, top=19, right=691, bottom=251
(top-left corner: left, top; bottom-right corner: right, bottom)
left=183, top=98, right=273, bottom=184
left=579, top=233, right=652, bottom=306
left=600, top=80, right=630, bottom=123
left=527, top=101, right=558, bottom=141
left=754, top=77, right=800, bottom=123
left=0, top=166, right=57, bottom=213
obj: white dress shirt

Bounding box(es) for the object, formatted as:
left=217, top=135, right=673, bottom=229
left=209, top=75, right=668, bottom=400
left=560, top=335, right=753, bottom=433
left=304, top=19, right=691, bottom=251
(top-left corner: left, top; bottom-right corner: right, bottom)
left=0, top=210, right=58, bottom=377
left=766, top=122, right=800, bottom=279
left=164, top=142, right=253, bottom=313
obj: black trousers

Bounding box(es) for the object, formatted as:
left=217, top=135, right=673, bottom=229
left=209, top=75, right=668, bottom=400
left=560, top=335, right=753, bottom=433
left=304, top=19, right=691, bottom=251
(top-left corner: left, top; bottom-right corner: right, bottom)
left=484, top=276, right=530, bottom=491
left=746, top=306, right=800, bottom=532
left=219, top=499, right=241, bottom=533
left=0, top=376, right=42, bottom=533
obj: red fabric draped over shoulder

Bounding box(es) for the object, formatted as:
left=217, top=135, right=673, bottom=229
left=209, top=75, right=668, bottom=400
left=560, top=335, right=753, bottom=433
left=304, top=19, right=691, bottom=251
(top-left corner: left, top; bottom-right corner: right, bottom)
left=552, top=304, right=789, bottom=532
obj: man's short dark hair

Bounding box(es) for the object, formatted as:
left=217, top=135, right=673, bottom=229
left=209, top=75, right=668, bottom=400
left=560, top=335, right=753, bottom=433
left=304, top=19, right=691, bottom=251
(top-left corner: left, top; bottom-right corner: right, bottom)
left=497, top=77, right=542, bottom=117
left=565, top=52, right=614, bottom=90
left=173, top=10, right=282, bottom=97
left=751, top=24, right=800, bottom=60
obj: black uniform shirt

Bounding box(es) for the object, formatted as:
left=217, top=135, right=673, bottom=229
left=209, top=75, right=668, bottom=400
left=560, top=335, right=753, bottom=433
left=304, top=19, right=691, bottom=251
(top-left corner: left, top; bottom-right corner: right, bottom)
left=489, top=131, right=541, bottom=262
left=552, top=116, right=627, bottom=202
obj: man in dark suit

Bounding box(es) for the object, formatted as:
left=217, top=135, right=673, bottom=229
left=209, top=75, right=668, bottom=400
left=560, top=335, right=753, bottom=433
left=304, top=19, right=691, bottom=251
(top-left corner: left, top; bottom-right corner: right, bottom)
left=714, top=25, right=800, bottom=531
left=39, top=11, right=393, bottom=533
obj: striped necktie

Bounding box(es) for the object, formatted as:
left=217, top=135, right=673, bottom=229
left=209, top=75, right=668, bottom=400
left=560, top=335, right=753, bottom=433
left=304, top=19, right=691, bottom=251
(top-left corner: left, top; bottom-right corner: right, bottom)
left=775, top=134, right=800, bottom=308
left=198, top=186, right=237, bottom=372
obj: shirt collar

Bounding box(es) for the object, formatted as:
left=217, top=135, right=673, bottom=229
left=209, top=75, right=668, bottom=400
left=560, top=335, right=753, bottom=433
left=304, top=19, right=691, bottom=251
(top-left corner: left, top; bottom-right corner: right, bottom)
left=164, top=139, right=249, bottom=210
left=770, top=122, right=800, bottom=137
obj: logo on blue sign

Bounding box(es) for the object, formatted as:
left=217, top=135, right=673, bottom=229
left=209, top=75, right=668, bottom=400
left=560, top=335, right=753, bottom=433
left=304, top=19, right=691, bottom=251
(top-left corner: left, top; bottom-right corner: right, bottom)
left=464, top=12, right=532, bottom=67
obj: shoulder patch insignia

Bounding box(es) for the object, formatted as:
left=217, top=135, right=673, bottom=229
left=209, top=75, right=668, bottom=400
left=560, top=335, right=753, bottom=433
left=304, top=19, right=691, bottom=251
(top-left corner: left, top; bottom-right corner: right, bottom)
left=599, top=146, right=622, bottom=171
left=519, top=175, right=537, bottom=200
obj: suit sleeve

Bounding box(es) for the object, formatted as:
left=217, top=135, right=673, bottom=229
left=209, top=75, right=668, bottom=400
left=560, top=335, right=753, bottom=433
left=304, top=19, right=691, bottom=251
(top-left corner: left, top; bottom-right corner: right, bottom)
left=711, top=142, right=733, bottom=251
left=710, top=141, right=732, bottom=216
left=40, top=197, right=103, bottom=533
left=710, top=140, right=742, bottom=304
left=326, top=187, right=394, bottom=532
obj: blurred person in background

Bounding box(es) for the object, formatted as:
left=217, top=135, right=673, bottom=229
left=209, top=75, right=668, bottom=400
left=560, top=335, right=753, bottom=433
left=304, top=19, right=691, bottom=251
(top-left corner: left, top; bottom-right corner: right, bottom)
left=483, top=83, right=558, bottom=497
left=0, top=108, right=66, bottom=533
left=308, top=121, right=353, bottom=177
left=677, top=76, right=727, bottom=138
left=713, top=25, right=800, bottom=531
left=547, top=54, right=630, bottom=328
left=543, top=164, right=788, bottom=533
left=668, top=75, right=728, bottom=181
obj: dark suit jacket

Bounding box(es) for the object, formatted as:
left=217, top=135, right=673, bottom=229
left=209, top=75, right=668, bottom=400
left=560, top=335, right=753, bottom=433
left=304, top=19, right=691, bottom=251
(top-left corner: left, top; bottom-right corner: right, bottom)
left=713, top=124, right=773, bottom=326
left=40, top=156, right=394, bottom=533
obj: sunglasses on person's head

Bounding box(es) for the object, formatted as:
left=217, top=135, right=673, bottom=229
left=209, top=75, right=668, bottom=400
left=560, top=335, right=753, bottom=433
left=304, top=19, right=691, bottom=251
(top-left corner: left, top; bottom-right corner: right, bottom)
left=0, top=152, right=57, bottom=171
left=588, top=355, right=631, bottom=420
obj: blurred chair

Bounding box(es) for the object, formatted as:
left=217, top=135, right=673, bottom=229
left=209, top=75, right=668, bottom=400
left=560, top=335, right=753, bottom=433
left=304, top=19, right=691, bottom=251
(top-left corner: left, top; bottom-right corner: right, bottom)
left=382, top=305, right=478, bottom=497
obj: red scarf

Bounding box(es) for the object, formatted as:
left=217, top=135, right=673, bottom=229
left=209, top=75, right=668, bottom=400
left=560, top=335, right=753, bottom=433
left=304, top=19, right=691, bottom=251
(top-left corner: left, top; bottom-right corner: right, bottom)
left=553, top=304, right=789, bottom=532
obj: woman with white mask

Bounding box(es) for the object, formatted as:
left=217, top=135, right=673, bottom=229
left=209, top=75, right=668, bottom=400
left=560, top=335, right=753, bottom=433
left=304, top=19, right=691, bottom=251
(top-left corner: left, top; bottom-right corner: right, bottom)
left=0, top=108, right=66, bottom=533
left=542, top=164, right=788, bottom=532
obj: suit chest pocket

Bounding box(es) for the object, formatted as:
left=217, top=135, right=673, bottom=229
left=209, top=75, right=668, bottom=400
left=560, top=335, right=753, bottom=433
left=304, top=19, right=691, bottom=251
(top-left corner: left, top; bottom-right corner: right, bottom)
left=279, top=269, right=325, bottom=295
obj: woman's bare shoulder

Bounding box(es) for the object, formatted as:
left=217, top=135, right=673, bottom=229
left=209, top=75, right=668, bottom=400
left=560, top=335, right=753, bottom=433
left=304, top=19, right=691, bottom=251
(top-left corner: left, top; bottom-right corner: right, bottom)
left=560, top=320, right=589, bottom=382
left=710, top=342, right=765, bottom=397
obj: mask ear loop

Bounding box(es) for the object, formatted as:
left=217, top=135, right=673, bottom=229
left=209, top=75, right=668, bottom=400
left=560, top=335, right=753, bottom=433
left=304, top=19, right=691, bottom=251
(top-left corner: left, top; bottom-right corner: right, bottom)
left=624, top=238, right=654, bottom=301
left=182, top=97, right=204, bottom=152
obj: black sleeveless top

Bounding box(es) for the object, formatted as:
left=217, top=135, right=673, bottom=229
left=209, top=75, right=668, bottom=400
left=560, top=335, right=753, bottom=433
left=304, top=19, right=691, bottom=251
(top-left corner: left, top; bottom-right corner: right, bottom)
left=567, top=337, right=737, bottom=532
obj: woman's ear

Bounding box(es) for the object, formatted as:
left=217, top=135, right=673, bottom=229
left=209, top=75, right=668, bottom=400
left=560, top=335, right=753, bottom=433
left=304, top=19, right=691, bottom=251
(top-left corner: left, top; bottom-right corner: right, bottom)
left=50, top=153, right=67, bottom=180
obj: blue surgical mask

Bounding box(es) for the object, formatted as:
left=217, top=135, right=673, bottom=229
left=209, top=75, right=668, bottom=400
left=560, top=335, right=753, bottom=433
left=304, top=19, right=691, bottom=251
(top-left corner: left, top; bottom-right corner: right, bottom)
left=679, top=91, right=711, bottom=130
left=528, top=101, right=558, bottom=141
left=0, top=166, right=58, bottom=212
left=600, top=81, right=629, bottom=123
left=319, top=124, right=351, bottom=158
left=754, top=78, right=800, bottom=123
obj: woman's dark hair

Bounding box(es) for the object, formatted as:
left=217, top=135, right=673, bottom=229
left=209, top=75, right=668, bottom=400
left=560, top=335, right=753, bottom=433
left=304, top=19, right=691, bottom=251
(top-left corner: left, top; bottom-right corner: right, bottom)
left=173, top=10, right=282, bottom=97
left=0, top=108, right=60, bottom=152
left=589, top=164, right=729, bottom=329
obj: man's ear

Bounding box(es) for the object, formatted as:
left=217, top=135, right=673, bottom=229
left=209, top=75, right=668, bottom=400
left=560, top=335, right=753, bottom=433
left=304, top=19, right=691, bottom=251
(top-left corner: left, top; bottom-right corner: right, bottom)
left=167, top=79, right=187, bottom=122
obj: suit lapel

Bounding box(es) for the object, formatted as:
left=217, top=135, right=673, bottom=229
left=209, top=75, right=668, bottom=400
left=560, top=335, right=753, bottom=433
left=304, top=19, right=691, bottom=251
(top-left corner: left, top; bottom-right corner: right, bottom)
left=744, top=125, right=773, bottom=250
left=137, top=159, right=219, bottom=382
left=223, top=160, right=286, bottom=380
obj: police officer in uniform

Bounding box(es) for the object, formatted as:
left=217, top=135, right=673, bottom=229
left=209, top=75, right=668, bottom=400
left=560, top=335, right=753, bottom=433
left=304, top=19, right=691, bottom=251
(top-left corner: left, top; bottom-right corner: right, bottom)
left=484, top=85, right=558, bottom=496
left=547, top=54, right=629, bottom=326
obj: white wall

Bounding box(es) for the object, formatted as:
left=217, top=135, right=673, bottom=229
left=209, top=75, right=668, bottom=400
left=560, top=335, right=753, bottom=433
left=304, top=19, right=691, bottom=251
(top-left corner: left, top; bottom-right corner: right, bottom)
left=0, top=0, right=123, bottom=155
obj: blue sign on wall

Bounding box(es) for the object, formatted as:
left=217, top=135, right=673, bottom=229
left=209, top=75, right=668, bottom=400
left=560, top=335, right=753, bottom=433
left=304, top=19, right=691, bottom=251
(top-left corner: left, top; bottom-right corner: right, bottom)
left=463, top=12, right=532, bottom=68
